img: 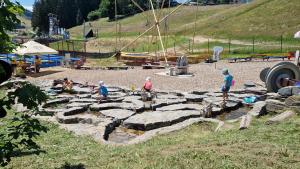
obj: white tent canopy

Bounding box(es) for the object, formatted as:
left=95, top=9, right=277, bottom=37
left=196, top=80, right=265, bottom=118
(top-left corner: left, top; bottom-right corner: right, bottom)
left=13, top=40, right=58, bottom=55
left=294, top=31, right=300, bottom=38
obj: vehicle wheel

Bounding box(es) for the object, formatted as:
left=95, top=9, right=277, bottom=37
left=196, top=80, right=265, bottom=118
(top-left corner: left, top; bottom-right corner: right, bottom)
left=260, top=67, right=270, bottom=82
left=266, top=62, right=300, bottom=92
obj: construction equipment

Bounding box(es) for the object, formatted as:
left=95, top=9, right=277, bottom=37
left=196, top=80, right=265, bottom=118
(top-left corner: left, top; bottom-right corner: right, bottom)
left=260, top=51, right=300, bottom=92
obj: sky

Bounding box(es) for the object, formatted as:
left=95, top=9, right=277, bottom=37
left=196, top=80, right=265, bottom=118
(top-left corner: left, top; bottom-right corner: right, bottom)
left=17, top=0, right=187, bottom=11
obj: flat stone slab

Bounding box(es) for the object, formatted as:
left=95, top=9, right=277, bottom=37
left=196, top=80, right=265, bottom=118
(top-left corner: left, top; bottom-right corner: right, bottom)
left=76, top=94, right=92, bottom=99
left=123, top=96, right=142, bottom=102
left=123, top=110, right=201, bottom=131
left=184, top=94, right=207, bottom=102
left=90, top=102, right=144, bottom=112
left=100, top=109, right=136, bottom=120
left=248, top=101, right=266, bottom=117
left=156, top=94, right=180, bottom=99
left=156, top=104, right=203, bottom=111
left=72, top=86, right=92, bottom=94
left=43, top=98, right=70, bottom=108
left=41, top=108, right=65, bottom=116
left=70, top=98, right=98, bottom=103
left=285, top=96, right=300, bottom=107
left=61, top=107, right=88, bottom=116
left=56, top=95, right=75, bottom=99
left=266, top=110, right=295, bottom=125
left=107, top=87, right=123, bottom=93
left=57, top=113, right=98, bottom=124
left=278, top=86, right=300, bottom=97
left=151, top=98, right=187, bottom=110
left=66, top=102, right=92, bottom=109
left=266, top=99, right=288, bottom=113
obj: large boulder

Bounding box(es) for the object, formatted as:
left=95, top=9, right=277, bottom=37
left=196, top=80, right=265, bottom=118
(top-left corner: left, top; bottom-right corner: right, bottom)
left=123, top=110, right=202, bottom=131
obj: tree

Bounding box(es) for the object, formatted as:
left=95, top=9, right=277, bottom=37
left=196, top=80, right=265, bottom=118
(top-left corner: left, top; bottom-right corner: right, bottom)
left=99, top=0, right=115, bottom=20
left=0, top=1, right=48, bottom=166
left=0, top=0, right=24, bottom=53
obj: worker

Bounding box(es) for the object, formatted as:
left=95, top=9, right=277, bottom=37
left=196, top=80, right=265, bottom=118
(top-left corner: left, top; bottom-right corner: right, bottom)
left=98, top=81, right=108, bottom=100
left=221, top=68, right=233, bottom=103
left=142, top=77, right=153, bottom=92
left=11, top=55, right=17, bottom=76
left=63, top=77, right=73, bottom=91
left=34, top=55, right=41, bottom=73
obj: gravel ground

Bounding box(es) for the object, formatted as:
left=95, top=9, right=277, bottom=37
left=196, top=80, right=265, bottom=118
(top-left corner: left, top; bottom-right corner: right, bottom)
left=28, top=60, right=286, bottom=92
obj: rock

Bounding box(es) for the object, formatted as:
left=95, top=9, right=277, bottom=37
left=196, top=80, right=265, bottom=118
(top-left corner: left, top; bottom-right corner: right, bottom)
left=191, top=91, right=208, bottom=95
left=70, top=98, right=98, bottom=103
left=156, top=94, right=179, bottom=99
left=100, top=109, right=136, bottom=120
left=40, top=108, right=65, bottom=116
left=123, top=110, right=202, bottom=131
left=205, top=92, right=224, bottom=97
left=184, top=94, right=207, bottom=102
left=285, top=96, right=300, bottom=107
left=266, top=93, right=283, bottom=101
left=56, top=95, right=75, bottom=99
left=156, top=104, right=203, bottom=112
left=151, top=98, right=187, bottom=110
left=244, top=81, right=256, bottom=88
left=266, top=110, right=295, bottom=125
left=90, top=103, right=144, bottom=112
left=43, top=98, right=70, bottom=108
left=214, top=121, right=225, bottom=132
left=66, top=102, right=92, bottom=109
left=278, top=86, right=300, bottom=97
left=51, top=84, right=63, bottom=90
left=61, top=107, right=88, bottom=116
left=239, top=114, right=252, bottom=130
left=107, top=87, right=122, bottom=93
left=57, top=113, right=98, bottom=124
left=76, top=94, right=92, bottom=99
left=265, top=99, right=288, bottom=113
left=248, top=101, right=267, bottom=117
left=72, top=86, right=92, bottom=94
left=123, top=96, right=142, bottom=102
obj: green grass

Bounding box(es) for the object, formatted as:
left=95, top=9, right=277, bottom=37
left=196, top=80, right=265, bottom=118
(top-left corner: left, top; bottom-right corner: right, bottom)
left=2, top=112, right=300, bottom=169
left=85, top=57, right=123, bottom=67
left=70, top=0, right=300, bottom=40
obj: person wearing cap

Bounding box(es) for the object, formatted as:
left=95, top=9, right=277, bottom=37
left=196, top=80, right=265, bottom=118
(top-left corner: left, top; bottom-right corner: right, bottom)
left=63, top=77, right=73, bottom=91
left=142, top=77, right=152, bottom=92
left=98, top=81, right=108, bottom=99
left=221, top=68, right=233, bottom=102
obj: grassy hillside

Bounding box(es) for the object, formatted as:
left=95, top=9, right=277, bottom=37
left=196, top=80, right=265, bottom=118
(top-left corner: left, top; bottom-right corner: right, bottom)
left=69, top=0, right=300, bottom=40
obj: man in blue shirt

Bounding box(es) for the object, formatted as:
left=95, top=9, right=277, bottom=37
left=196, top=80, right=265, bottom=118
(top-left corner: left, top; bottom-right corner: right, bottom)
left=98, top=81, right=108, bottom=99
left=221, top=68, right=233, bottom=102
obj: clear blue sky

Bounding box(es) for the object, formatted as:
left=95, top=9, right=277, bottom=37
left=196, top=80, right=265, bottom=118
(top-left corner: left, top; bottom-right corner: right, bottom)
left=17, top=0, right=187, bottom=11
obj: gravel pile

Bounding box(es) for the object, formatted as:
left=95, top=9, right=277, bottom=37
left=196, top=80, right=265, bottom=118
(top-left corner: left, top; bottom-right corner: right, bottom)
left=28, top=60, right=283, bottom=92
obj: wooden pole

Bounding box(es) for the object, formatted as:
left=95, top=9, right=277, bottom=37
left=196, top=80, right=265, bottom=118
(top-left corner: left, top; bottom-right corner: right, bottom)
left=149, top=0, right=167, bottom=64
left=280, top=35, right=283, bottom=53
left=115, top=0, right=190, bottom=55
left=115, top=0, right=118, bottom=52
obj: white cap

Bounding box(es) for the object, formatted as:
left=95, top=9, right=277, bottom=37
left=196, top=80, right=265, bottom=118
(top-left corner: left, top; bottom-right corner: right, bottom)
left=222, top=68, right=229, bottom=75
left=146, top=77, right=151, bottom=81
left=99, top=81, right=104, bottom=86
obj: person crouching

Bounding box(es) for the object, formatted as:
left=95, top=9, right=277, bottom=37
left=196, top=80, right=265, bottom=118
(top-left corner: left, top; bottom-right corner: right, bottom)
left=97, top=81, right=108, bottom=102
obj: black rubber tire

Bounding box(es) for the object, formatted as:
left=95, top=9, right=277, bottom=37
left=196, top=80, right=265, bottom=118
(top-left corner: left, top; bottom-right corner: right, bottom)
left=260, top=67, right=270, bottom=82
left=0, top=106, right=7, bottom=118
left=266, top=62, right=300, bottom=92
left=0, top=60, right=12, bottom=84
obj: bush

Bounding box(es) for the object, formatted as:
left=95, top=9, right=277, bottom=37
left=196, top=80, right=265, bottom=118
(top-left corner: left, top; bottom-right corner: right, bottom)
left=87, top=10, right=101, bottom=21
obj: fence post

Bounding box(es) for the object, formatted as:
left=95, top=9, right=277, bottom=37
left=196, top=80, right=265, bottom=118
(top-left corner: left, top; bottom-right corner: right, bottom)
left=252, top=37, right=255, bottom=54
left=207, top=38, right=210, bottom=55
left=228, top=38, right=231, bottom=54
left=174, top=42, right=176, bottom=55
left=280, top=35, right=283, bottom=53
left=189, top=39, right=191, bottom=53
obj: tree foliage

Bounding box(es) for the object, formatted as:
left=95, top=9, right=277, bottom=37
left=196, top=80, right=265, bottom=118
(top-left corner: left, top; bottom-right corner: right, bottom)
left=0, top=81, right=48, bottom=166
left=32, top=0, right=100, bottom=33
left=0, top=0, right=24, bottom=53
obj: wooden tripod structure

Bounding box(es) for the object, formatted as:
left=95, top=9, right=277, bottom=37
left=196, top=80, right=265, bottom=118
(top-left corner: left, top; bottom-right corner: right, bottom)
left=113, top=0, right=192, bottom=65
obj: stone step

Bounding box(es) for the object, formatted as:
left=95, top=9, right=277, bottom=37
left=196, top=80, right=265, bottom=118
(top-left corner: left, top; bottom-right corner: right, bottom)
left=123, top=110, right=202, bottom=131
left=90, top=102, right=144, bottom=112
left=151, top=98, right=187, bottom=110
left=66, top=102, right=93, bottom=109
left=57, top=113, right=98, bottom=124
left=61, top=107, right=88, bottom=116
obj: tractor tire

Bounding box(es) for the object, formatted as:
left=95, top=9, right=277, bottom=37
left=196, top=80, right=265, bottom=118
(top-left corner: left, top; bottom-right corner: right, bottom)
left=0, top=60, right=12, bottom=84
left=266, top=62, right=300, bottom=92
left=260, top=67, right=270, bottom=82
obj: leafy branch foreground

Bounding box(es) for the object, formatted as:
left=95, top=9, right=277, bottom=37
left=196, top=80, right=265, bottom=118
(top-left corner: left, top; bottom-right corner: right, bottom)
left=0, top=81, right=48, bottom=166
